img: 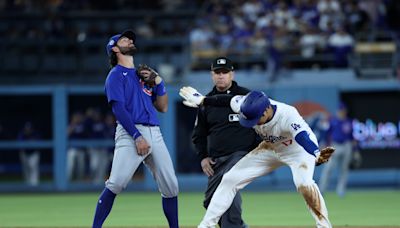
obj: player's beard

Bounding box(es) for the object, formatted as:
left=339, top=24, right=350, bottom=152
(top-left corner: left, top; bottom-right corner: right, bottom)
left=117, top=45, right=137, bottom=56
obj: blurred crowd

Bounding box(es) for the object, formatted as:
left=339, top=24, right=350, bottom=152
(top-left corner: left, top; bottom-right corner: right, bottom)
left=66, top=108, right=116, bottom=184
left=1, top=0, right=399, bottom=81
left=190, top=0, right=399, bottom=74
left=0, top=0, right=201, bottom=12
left=0, top=0, right=200, bottom=43
left=0, top=107, right=117, bottom=186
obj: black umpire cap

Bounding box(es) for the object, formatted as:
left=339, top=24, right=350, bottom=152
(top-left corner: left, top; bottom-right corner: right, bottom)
left=211, top=57, right=234, bottom=71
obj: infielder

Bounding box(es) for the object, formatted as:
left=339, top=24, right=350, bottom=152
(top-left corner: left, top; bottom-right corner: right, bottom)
left=180, top=88, right=334, bottom=228
left=92, top=30, right=179, bottom=228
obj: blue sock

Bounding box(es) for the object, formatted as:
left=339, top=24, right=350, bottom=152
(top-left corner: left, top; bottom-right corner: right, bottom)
left=162, top=196, right=179, bottom=228
left=92, top=188, right=116, bottom=228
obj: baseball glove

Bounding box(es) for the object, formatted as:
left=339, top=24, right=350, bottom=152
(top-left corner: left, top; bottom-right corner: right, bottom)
left=315, top=146, right=335, bottom=166
left=137, top=64, right=161, bottom=87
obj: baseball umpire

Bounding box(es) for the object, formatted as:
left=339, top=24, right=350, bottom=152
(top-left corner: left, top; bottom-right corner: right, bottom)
left=91, top=30, right=179, bottom=228
left=191, top=57, right=259, bottom=228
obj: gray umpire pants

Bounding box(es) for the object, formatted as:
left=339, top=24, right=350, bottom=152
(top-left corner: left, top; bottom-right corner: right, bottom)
left=204, top=151, right=248, bottom=228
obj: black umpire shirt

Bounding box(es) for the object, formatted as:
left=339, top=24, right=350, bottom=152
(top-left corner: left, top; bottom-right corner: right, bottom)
left=192, top=81, right=260, bottom=159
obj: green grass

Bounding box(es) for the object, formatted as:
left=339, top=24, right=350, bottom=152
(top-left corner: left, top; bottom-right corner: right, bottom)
left=0, top=190, right=399, bottom=227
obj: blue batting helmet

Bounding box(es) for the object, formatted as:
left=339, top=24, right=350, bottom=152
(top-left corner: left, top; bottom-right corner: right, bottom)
left=239, top=91, right=270, bottom=128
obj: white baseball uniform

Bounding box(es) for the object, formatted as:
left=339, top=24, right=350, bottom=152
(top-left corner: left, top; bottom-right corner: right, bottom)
left=198, top=99, right=332, bottom=228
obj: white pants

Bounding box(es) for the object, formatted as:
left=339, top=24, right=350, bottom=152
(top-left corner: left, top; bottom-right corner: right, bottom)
left=67, top=147, right=86, bottom=181
left=88, top=147, right=110, bottom=184
left=20, top=151, right=40, bottom=186
left=199, top=145, right=331, bottom=228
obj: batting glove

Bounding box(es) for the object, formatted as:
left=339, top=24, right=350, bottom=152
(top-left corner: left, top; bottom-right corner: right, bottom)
left=179, top=86, right=205, bottom=108
left=182, top=100, right=199, bottom=108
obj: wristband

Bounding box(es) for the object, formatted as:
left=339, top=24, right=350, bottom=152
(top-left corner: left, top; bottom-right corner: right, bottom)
left=155, top=80, right=166, bottom=96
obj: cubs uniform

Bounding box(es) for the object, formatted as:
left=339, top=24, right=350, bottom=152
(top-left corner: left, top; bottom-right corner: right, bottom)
left=198, top=97, right=331, bottom=228
left=92, top=30, right=179, bottom=228
left=319, top=104, right=354, bottom=196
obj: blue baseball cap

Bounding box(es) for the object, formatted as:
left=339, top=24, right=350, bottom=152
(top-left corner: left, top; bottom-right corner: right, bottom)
left=106, top=30, right=136, bottom=56
left=239, top=91, right=270, bottom=128
left=338, top=102, right=347, bottom=110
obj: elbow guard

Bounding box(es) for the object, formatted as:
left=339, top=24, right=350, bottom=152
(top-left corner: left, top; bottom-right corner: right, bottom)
left=230, top=95, right=246, bottom=113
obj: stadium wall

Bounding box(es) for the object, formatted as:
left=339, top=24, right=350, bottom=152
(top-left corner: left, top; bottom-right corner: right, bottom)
left=0, top=70, right=399, bottom=192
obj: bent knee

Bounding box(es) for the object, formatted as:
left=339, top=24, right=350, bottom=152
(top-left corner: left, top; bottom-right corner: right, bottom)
left=293, top=175, right=315, bottom=189
left=160, top=178, right=179, bottom=198
left=105, top=180, right=125, bottom=194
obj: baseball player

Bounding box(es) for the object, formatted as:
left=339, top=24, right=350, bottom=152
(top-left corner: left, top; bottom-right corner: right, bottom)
left=180, top=88, right=334, bottom=228
left=319, top=102, right=357, bottom=197
left=92, top=30, right=179, bottom=228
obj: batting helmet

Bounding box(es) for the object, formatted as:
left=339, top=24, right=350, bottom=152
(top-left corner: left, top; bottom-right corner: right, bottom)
left=239, top=91, right=270, bottom=128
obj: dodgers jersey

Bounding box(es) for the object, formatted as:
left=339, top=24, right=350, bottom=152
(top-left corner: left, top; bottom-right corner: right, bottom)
left=253, top=99, right=318, bottom=152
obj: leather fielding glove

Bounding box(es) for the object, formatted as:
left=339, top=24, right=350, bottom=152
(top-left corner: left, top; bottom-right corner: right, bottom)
left=137, top=64, right=161, bottom=88
left=315, top=146, right=335, bottom=166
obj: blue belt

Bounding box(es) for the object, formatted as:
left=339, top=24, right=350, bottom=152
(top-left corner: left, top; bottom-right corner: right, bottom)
left=137, top=123, right=158, bottom=127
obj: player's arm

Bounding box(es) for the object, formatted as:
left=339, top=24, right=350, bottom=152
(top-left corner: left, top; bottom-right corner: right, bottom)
left=179, top=86, right=246, bottom=110
left=150, top=76, right=168, bottom=113
left=286, top=108, right=319, bottom=157
left=294, top=131, right=319, bottom=157
left=152, top=83, right=168, bottom=113
left=192, top=107, right=216, bottom=176
left=203, top=94, right=234, bottom=106
left=110, top=101, right=141, bottom=139
left=138, top=64, right=168, bottom=112
left=111, top=101, right=150, bottom=155
left=106, top=72, right=149, bottom=155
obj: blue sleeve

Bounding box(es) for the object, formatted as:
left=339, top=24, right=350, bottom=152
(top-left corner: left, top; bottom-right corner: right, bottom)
left=151, top=81, right=166, bottom=102
left=295, top=131, right=319, bottom=157
left=111, top=101, right=141, bottom=139
left=154, top=80, right=166, bottom=96
left=105, top=72, right=124, bottom=104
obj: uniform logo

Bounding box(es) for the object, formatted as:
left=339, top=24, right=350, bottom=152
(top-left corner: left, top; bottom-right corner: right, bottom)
left=228, top=114, right=240, bottom=122
left=291, top=123, right=301, bottom=131
left=108, top=40, right=115, bottom=46
left=261, top=135, right=287, bottom=143
left=140, top=80, right=153, bottom=96
left=123, top=72, right=128, bottom=76
left=217, top=59, right=226, bottom=64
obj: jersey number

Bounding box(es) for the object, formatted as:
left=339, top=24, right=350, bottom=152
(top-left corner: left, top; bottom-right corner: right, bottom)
left=282, top=139, right=292, bottom=146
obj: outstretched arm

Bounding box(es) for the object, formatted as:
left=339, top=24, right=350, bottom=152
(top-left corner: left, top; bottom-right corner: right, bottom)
left=179, top=86, right=246, bottom=109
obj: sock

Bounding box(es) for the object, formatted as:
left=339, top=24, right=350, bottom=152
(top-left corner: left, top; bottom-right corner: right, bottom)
left=162, top=196, right=179, bottom=228
left=92, top=188, right=116, bottom=228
